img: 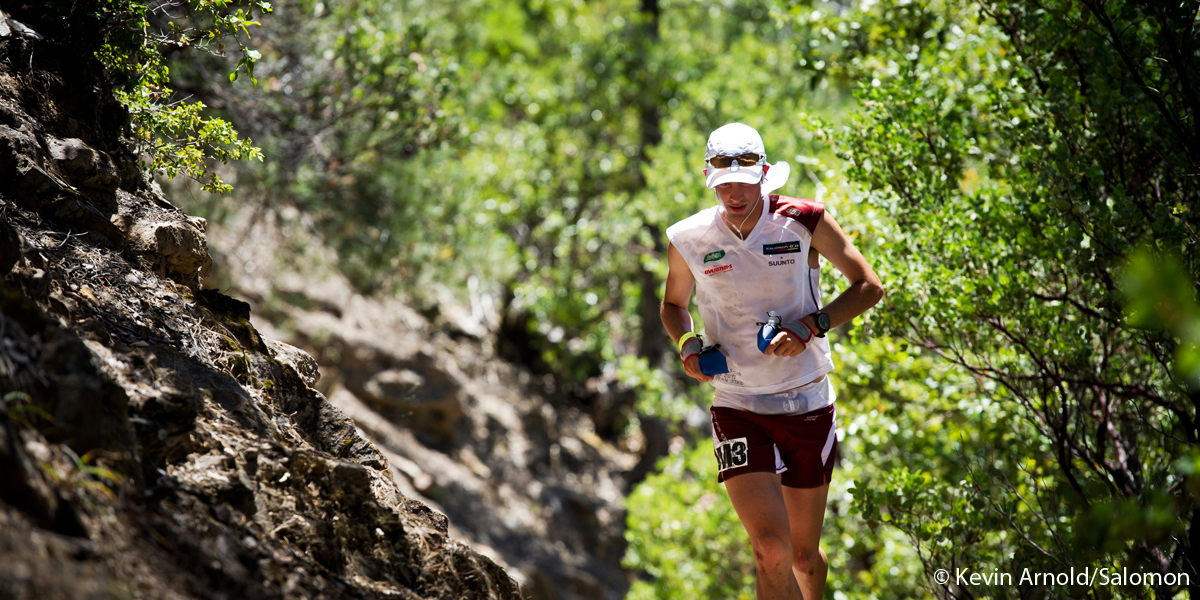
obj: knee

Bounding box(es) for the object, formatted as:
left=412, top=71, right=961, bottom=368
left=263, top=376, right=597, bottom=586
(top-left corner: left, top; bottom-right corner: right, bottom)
left=751, top=535, right=793, bottom=571
left=792, top=545, right=823, bottom=576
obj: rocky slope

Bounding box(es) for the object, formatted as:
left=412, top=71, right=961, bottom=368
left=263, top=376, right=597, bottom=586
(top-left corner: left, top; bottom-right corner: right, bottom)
left=198, top=206, right=643, bottom=599
left=0, top=22, right=526, bottom=600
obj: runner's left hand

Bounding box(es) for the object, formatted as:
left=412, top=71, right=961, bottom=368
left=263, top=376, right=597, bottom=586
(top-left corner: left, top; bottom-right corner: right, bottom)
left=765, top=315, right=817, bottom=357
left=764, top=330, right=806, bottom=357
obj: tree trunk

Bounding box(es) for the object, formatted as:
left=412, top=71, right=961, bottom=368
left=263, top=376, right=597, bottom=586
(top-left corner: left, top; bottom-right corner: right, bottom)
left=634, top=0, right=666, bottom=367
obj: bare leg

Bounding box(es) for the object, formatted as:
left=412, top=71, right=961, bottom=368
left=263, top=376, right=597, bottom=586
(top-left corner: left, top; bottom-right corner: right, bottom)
left=783, top=483, right=830, bottom=600
left=724, top=471, right=803, bottom=600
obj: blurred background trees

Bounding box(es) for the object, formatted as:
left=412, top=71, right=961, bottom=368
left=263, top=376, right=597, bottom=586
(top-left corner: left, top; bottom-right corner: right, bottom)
left=54, top=0, right=1200, bottom=596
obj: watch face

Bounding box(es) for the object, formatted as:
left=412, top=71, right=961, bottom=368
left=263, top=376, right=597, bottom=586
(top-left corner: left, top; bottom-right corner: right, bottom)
left=816, top=312, right=831, bottom=331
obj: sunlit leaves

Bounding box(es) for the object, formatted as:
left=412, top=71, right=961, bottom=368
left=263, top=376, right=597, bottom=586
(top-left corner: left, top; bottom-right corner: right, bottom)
left=824, top=0, right=1200, bottom=591
left=625, top=443, right=756, bottom=600
left=49, top=0, right=272, bottom=192
left=1121, top=249, right=1200, bottom=387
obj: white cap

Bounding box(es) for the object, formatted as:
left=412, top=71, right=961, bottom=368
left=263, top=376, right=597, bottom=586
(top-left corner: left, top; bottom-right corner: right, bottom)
left=704, top=123, right=789, bottom=193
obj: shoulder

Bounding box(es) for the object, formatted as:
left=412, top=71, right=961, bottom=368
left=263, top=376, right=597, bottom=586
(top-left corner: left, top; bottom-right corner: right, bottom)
left=767, top=195, right=823, bottom=234
left=667, top=206, right=720, bottom=242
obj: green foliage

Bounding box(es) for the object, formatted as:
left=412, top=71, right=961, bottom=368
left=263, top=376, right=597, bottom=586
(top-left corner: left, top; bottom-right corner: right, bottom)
left=2, top=391, right=55, bottom=429
left=179, top=0, right=846, bottom=379
left=42, top=448, right=127, bottom=500
left=42, top=0, right=268, bottom=192
left=121, top=89, right=262, bottom=193
left=625, top=443, right=755, bottom=600
left=1122, top=249, right=1200, bottom=387
left=819, top=0, right=1200, bottom=593
left=831, top=336, right=998, bottom=599
left=628, top=0, right=1200, bottom=592
left=165, top=0, right=456, bottom=285
left=156, top=0, right=1200, bottom=596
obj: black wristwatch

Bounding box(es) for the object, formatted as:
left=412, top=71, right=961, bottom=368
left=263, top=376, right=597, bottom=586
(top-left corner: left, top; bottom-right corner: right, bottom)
left=811, top=311, right=831, bottom=337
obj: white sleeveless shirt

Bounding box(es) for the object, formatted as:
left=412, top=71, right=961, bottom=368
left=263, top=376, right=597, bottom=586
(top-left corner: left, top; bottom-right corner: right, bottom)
left=666, top=194, right=834, bottom=395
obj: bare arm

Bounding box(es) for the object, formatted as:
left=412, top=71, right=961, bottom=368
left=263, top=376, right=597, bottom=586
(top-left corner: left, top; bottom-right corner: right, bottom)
left=766, top=210, right=885, bottom=356
left=809, top=210, right=885, bottom=328
left=661, top=243, right=712, bottom=382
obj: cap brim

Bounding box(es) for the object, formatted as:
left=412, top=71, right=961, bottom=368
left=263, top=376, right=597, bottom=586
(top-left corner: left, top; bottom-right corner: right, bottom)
left=706, top=165, right=764, bottom=189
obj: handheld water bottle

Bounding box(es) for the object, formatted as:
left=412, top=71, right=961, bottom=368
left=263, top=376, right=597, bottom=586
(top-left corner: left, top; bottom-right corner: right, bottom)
left=757, top=311, right=782, bottom=353
left=698, top=344, right=729, bottom=375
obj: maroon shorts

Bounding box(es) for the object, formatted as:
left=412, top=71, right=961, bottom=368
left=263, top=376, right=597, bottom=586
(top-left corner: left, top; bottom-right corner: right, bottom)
left=710, top=403, right=838, bottom=489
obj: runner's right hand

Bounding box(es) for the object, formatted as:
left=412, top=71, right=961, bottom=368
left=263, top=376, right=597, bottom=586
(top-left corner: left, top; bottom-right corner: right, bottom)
left=684, top=355, right=714, bottom=383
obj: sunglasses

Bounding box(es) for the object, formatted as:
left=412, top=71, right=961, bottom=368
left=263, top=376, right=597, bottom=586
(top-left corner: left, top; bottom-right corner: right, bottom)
left=707, top=153, right=764, bottom=169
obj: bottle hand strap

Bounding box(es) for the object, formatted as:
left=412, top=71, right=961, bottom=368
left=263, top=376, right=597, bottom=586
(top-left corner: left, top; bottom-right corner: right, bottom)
left=780, top=319, right=815, bottom=348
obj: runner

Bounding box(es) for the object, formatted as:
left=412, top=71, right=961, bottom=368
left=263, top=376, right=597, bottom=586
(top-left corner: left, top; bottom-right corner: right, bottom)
left=661, top=123, right=883, bottom=600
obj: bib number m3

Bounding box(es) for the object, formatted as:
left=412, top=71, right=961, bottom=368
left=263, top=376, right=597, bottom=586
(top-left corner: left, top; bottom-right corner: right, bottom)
left=715, top=437, right=749, bottom=472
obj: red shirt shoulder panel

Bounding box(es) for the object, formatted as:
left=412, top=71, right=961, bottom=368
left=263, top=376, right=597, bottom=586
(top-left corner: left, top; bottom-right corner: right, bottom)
left=768, top=195, right=824, bottom=234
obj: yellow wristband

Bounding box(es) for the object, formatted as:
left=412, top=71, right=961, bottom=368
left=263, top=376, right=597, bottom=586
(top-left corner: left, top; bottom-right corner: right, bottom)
left=678, top=332, right=700, bottom=352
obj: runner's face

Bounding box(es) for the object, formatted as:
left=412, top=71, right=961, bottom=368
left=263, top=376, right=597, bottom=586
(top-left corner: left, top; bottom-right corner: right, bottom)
left=715, top=181, right=762, bottom=216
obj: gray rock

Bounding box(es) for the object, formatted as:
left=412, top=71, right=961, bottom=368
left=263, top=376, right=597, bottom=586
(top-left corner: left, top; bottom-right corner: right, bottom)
left=0, top=125, right=61, bottom=202
left=4, top=17, right=43, bottom=40
left=0, top=215, right=20, bottom=275
left=267, top=338, right=321, bottom=387
left=46, top=137, right=120, bottom=195
left=129, top=218, right=213, bottom=286
left=361, top=366, right=465, bottom=443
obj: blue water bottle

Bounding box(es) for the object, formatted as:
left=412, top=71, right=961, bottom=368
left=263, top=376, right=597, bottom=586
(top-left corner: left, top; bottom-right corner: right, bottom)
left=757, top=311, right=782, bottom=353
left=698, top=345, right=729, bottom=375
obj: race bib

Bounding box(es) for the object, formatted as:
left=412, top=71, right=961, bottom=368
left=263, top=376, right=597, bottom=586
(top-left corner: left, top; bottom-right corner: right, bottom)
left=714, top=437, right=749, bottom=472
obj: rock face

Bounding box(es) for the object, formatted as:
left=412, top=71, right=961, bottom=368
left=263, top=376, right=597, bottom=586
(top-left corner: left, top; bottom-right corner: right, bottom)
left=197, top=162, right=652, bottom=596
left=223, top=260, right=640, bottom=599
left=0, top=30, right=519, bottom=600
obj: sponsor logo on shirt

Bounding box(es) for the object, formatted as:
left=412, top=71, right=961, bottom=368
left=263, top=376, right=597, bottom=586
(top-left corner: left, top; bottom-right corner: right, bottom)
left=768, top=259, right=795, bottom=267
left=763, top=241, right=801, bottom=255
left=703, top=249, right=726, bottom=263
left=704, top=264, right=733, bottom=276
left=715, top=437, right=749, bottom=472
